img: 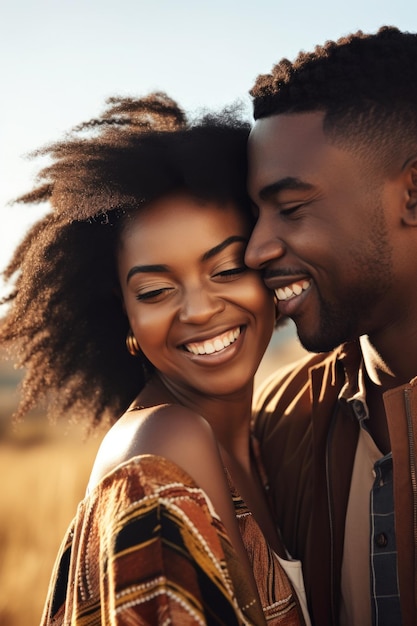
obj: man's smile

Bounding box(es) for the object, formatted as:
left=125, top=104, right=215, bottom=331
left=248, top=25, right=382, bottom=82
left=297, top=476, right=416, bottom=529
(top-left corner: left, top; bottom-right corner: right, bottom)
left=275, top=279, right=311, bottom=302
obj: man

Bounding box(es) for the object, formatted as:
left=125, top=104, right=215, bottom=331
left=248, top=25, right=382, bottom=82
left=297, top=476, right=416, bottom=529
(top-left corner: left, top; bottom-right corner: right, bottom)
left=245, top=26, right=417, bottom=626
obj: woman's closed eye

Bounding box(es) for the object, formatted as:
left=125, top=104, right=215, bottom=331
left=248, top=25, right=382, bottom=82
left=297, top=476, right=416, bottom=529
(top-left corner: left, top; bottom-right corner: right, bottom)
left=136, top=286, right=175, bottom=302
left=212, top=266, right=247, bottom=281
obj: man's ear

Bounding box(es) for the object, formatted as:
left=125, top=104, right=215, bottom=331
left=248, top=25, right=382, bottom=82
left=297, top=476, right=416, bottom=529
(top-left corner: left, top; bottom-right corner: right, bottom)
left=402, top=157, right=417, bottom=226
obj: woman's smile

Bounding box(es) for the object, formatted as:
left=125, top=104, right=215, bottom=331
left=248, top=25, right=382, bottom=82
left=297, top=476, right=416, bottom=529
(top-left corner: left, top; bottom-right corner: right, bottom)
left=182, top=325, right=242, bottom=355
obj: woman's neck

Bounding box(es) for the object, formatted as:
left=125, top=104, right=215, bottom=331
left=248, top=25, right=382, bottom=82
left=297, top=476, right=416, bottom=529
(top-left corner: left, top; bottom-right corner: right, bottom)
left=136, top=373, right=253, bottom=457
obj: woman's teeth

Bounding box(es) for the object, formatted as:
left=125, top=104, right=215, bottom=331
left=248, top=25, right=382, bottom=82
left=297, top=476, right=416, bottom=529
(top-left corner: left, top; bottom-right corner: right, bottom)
left=276, top=280, right=310, bottom=302
left=185, top=327, right=241, bottom=355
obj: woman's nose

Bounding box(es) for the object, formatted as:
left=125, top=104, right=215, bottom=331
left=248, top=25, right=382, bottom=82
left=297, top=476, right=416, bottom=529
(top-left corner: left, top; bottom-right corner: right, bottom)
left=178, top=288, right=225, bottom=324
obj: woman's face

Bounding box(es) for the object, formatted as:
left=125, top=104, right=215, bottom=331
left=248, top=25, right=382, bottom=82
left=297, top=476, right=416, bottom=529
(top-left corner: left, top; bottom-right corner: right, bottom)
left=117, top=192, right=275, bottom=399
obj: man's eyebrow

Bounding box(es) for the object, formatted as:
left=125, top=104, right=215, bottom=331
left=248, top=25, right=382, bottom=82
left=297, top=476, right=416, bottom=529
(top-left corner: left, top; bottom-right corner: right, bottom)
left=201, top=236, right=248, bottom=262
left=259, top=177, right=313, bottom=201
left=127, top=264, right=168, bottom=283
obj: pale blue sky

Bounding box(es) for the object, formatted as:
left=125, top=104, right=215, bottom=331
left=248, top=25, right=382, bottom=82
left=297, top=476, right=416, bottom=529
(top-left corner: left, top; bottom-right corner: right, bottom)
left=0, top=0, right=415, bottom=289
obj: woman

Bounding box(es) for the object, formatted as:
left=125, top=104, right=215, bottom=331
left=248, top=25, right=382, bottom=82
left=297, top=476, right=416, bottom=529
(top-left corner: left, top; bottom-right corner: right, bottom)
left=0, top=94, right=310, bottom=625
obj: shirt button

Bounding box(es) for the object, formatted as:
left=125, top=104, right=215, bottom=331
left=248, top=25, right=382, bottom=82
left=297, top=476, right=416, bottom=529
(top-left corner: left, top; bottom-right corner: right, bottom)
left=351, top=399, right=367, bottom=419
left=375, top=533, right=388, bottom=548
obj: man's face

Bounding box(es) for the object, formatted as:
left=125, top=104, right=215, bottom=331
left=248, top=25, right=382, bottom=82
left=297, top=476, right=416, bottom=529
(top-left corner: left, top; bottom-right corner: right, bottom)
left=245, top=111, right=396, bottom=353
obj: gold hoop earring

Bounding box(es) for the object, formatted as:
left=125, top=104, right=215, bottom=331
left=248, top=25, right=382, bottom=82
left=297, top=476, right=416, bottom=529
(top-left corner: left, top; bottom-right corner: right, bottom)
left=126, top=329, right=141, bottom=356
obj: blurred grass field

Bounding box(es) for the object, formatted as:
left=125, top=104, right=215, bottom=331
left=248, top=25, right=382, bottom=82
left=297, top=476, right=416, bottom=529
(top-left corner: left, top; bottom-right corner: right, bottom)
left=0, top=417, right=103, bottom=625
left=0, top=323, right=307, bottom=625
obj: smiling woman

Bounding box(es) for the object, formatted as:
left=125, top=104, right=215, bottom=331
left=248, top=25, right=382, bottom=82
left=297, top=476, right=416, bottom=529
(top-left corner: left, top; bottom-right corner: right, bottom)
left=0, top=94, right=310, bottom=625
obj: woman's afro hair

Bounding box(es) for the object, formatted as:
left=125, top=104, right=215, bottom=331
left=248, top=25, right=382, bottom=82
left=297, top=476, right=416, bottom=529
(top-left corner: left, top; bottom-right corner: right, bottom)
left=0, top=92, right=251, bottom=427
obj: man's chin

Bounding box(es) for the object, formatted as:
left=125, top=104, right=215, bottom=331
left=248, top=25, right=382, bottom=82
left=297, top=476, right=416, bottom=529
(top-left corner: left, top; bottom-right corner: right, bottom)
left=297, top=330, right=344, bottom=354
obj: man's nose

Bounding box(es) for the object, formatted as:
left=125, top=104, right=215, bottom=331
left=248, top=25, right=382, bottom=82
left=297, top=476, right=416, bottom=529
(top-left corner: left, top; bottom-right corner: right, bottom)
left=178, top=287, right=225, bottom=324
left=245, top=219, right=286, bottom=269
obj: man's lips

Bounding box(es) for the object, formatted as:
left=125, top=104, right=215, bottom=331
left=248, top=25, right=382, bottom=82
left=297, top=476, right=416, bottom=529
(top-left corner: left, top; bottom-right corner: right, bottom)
left=182, top=326, right=241, bottom=355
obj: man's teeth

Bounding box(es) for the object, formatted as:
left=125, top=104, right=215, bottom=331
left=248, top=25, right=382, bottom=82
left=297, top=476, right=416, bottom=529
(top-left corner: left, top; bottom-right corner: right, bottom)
left=185, top=327, right=241, bottom=355
left=276, top=280, right=310, bottom=302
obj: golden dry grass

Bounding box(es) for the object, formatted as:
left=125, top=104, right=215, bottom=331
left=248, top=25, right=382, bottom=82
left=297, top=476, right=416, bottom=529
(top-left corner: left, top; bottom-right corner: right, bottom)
left=0, top=423, right=102, bottom=625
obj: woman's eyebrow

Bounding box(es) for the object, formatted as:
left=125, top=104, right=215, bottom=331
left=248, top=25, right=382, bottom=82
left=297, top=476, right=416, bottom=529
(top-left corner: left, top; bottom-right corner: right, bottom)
left=126, top=264, right=168, bottom=283
left=126, top=236, right=247, bottom=283
left=201, top=236, right=247, bottom=262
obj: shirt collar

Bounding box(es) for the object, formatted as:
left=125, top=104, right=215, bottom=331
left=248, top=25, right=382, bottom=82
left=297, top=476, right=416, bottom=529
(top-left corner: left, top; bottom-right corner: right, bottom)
left=336, top=340, right=370, bottom=422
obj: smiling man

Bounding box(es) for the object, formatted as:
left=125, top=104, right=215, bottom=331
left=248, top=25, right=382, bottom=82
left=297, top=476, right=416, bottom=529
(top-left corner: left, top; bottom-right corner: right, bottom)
left=245, top=26, right=417, bottom=626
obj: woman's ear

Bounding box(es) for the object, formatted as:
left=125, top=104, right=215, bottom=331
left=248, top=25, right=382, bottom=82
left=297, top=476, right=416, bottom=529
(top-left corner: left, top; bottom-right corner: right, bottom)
left=402, top=158, right=417, bottom=226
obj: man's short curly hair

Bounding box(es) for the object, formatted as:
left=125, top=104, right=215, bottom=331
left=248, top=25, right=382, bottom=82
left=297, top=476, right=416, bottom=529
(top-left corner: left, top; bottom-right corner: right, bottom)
left=0, top=93, right=251, bottom=426
left=251, top=26, right=417, bottom=172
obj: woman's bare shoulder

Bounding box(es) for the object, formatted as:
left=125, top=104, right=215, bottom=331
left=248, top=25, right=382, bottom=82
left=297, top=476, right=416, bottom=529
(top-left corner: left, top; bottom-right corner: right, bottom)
left=86, top=403, right=251, bottom=580
left=87, top=404, right=219, bottom=494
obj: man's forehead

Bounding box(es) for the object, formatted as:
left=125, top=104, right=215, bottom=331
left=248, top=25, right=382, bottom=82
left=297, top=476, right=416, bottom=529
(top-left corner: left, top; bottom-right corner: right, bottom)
left=247, top=111, right=345, bottom=198
left=249, top=111, right=326, bottom=150
left=248, top=112, right=325, bottom=184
